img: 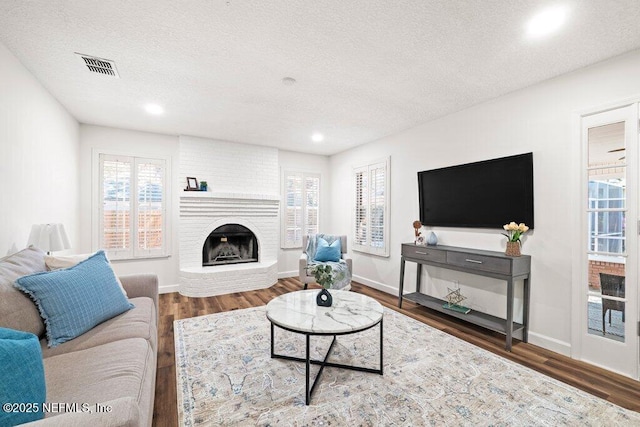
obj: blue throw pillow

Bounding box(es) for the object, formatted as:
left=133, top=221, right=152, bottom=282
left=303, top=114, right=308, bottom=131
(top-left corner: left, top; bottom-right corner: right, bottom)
left=0, top=327, right=46, bottom=425
left=14, top=251, right=133, bottom=348
left=314, top=237, right=342, bottom=262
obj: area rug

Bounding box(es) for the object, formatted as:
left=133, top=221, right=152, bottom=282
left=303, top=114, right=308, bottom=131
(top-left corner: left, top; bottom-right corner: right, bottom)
left=175, top=306, right=640, bottom=426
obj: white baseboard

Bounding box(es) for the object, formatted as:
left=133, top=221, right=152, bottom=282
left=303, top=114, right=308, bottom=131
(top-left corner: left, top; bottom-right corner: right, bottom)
left=159, top=284, right=180, bottom=294
left=352, top=275, right=398, bottom=296
left=527, top=331, right=571, bottom=356
left=278, top=270, right=298, bottom=279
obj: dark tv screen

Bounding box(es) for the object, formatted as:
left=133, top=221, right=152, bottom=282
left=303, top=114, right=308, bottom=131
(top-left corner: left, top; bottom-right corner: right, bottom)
left=418, top=153, right=534, bottom=229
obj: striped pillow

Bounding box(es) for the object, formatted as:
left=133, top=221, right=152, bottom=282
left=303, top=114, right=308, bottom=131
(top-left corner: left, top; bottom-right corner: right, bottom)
left=14, top=251, right=133, bottom=347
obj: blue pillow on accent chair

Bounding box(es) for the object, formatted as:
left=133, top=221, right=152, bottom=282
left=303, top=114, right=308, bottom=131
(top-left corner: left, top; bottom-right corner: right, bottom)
left=0, top=327, right=46, bottom=425
left=313, top=237, right=342, bottom=262
left=14, top=250, right=133, bottom=348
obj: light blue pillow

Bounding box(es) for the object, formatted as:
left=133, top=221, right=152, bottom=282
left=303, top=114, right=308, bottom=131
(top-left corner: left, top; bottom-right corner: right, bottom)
left=14, top=250, right=133, bottom=348
left=0, top=327, right=46, bottom=425
left=314, top=237, right=341, bottom=262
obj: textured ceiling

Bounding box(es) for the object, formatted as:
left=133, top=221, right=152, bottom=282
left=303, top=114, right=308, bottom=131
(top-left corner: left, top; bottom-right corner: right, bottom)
left=1, top=1, right=640, bottom=155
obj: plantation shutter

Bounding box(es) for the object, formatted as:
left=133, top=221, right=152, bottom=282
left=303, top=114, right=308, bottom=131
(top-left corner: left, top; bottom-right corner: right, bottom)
left=305, top=175, right=320, bottom=236
left=136, top=159, right=166, bottom=256
left=354, top=166, right=368, bottom=246
left=281, top=171, right=321, bottom=248
left=353, top=158, right=390, bottom=256
left=99, top=154, right=167, bottom=259
left=369, top=163, right=386, bottom=248
left=100, top=155, right=132, bottom=257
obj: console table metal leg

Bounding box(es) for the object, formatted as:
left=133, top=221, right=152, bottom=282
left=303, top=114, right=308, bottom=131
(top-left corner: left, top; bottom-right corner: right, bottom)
left=523, top=276, right=530, bottom=343
left=506, top=278, right=514, bottom=351
left=416, top=263, right=422, bottom=294
left=398, top=257, right=406, bottom=308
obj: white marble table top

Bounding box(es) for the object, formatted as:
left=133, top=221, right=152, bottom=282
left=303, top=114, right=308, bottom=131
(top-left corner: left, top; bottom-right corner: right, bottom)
left=266, top=290, right=384, bottom=334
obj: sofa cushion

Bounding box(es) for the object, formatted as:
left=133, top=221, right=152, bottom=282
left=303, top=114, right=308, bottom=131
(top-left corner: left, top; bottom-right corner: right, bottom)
left=0, top=246, right=46, bottom=336
left=15, top=251, right=134, bottom=348
left=0, top=327, right=46, bottom=425
left=45, top=252, right=128, bottom=296
left=41, top=296, right=157, bottom=358
left=43, top=338, right=155, bottom=427
left=314, top=237, right=341, bottom=262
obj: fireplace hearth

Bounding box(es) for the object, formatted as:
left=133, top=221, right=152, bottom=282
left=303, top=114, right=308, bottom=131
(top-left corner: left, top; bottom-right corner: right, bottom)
left=202, top=224, right=258, bottom=266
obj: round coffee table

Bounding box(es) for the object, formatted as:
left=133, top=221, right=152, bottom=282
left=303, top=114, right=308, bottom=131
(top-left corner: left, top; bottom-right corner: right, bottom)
left=266, top=289, right=384, bottom=405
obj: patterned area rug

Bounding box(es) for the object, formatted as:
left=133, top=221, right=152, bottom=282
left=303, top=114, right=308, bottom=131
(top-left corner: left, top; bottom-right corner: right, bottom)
left=175, top=306, right=640, bottom=426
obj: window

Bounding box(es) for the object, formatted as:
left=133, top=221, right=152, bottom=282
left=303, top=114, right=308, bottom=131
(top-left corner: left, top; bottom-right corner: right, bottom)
left=281, top=170, right=320, bottom=248
left=588, top=179, right=625, bottom=254
left=98, top=153, right=168, bottom=259
left=353, top=157, right=390, bottom=256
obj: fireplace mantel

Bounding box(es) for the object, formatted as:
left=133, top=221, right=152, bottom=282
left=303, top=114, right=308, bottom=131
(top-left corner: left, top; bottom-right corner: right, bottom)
left=180, top=191, right=280, bottom=201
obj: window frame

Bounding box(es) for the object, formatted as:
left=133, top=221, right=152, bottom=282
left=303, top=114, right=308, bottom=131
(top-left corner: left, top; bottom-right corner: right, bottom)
left=352, top=157, right=390, bottom=257
left=280, top=169, right=321, bottom=249
left=93, top=150, right=171, bottom=260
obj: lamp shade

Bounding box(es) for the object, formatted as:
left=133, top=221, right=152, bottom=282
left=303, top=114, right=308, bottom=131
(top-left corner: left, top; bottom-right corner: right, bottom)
left=27, top=224, right=71, bottom=253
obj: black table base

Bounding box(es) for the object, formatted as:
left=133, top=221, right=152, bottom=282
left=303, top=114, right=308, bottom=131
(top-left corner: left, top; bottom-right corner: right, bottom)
left=270, top=319, right=384, bottom=405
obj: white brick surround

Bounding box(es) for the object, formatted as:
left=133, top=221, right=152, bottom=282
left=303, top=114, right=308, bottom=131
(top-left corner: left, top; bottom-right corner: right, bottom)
left=178, top=136, right=279, bottom=296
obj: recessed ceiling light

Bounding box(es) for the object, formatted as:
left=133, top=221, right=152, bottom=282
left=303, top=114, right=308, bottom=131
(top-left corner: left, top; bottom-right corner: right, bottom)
left=527, top=6, right=567, bottom=38
left=311, top=133, right=324, bottom=142
left=282, top=77, right=297, bottom=86
left=144, top=103, right=164, bottom=115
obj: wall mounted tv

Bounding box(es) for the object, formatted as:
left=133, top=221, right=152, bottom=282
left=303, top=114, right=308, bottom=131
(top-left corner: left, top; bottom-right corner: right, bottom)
left=418, top=153, right=534, bottom=229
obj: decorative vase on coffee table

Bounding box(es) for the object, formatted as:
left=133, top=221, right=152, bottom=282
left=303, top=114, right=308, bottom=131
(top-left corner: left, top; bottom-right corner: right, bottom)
left=316, top=288, right=333, bottom=307
left=505, top=241, right=521, bottom=257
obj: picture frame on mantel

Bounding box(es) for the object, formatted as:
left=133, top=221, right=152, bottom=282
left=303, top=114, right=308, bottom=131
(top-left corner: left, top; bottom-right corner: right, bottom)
left=186, top=177, right=199, bottom=191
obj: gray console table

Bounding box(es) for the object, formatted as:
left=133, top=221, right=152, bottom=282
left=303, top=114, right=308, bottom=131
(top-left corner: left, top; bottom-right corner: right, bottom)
left=398, top=243, right=531, bottom=351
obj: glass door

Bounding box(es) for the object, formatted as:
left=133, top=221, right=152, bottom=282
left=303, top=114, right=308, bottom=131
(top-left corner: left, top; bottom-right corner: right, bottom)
left=580, top=105, right=638, bottom=379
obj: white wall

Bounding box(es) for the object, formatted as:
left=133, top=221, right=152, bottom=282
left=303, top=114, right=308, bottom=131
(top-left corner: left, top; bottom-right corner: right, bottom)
left=79, top=125, right=180, bottom=291
left=179, top=135, right=279, bottom=195
left=0, top=42, right=79, bottom=254
left=330, top=49, right=640, bottom=355
left=277, top=150, right=332, bottom=277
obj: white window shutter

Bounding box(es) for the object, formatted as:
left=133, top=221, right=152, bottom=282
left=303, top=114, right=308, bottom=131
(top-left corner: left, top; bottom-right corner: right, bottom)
left=135, top=158, right=166, bottom=257
left=281, top=170, right=321, bottom=249
left=98, top=153, right=167, bottom=260
left=353, top=158, right=390, bottom=257
left=305, top=175, right=320, bottom=236
left=100, top=154, right=132, bottom=258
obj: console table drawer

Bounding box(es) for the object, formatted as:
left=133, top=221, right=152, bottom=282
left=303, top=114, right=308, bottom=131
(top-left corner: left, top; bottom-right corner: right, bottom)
left=402, top=245, right=446, bottom=263
left=446, top=251, right=511, bottom=274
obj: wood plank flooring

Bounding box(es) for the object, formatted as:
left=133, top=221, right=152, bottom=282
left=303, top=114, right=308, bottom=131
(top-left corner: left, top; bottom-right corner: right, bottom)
left=153, top=278, right=640, bottom=426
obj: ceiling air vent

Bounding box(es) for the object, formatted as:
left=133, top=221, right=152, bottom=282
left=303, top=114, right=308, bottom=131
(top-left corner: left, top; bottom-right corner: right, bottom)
left=75, top=53, right=120, bottom=78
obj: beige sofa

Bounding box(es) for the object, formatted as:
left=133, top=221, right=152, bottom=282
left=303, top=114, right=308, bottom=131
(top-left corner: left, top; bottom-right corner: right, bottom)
left=0, top=247, right=158, bottom=427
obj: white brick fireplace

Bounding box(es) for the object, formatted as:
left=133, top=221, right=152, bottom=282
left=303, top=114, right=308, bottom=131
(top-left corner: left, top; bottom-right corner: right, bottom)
left=178, top=136, right=279, bottom=296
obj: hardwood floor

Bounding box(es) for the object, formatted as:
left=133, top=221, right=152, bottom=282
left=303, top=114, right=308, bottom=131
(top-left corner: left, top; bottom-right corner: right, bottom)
left=153, top=278, right=640, bottom=426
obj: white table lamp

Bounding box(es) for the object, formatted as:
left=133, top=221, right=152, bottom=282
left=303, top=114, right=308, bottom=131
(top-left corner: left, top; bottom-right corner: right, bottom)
left=27, top=223, right=71, bottom=255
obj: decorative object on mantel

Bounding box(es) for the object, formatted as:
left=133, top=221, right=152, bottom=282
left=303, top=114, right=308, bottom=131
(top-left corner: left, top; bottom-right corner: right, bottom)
left=199, top=181, right=208, bottom=191
left=427, top=231, right=438, bottom=246
left=443, top=286, right=471, bottom=314
left=311, top=264, right=334, bottom=307
left=502, top=222, right=529, bottom=257
left=185, top=177, right=199, bottom=191
left=27, top=223, right=71, bottom=255
left=412, top=220, right=422, bottom=244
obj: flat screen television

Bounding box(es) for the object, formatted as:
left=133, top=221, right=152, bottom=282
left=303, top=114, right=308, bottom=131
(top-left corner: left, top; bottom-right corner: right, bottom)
left=418, top=153, right=534, bottom=229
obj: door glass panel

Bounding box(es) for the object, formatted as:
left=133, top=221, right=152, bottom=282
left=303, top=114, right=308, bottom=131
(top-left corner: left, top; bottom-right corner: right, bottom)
left=587, top=121, right=626, bottom=342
